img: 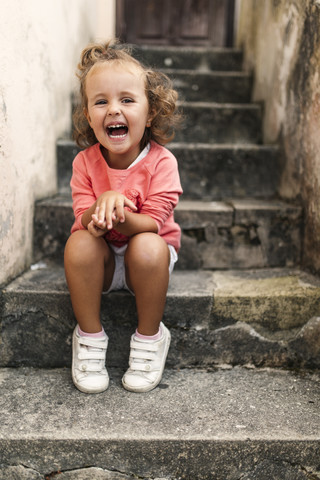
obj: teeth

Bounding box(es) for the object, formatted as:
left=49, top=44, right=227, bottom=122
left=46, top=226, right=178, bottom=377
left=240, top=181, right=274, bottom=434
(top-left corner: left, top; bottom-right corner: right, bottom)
left=106, top=124, right=128, bottom=138
left=108, top=124, right=126, bottom=130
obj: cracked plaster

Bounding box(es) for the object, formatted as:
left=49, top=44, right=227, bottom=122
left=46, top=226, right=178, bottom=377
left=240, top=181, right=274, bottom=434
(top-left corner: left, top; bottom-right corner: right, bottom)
left=236, top=0, right=320, bottom=273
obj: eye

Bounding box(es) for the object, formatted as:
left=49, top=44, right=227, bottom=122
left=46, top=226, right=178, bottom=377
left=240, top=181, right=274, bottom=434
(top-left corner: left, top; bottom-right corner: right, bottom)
left=95, top=99, right=107, bottom=105
left=122, top=98, right=134, bottom=104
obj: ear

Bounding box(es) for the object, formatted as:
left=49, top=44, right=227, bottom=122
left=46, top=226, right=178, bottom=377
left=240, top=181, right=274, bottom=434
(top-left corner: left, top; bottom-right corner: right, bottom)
left=146, top=110, right=155, bottom=127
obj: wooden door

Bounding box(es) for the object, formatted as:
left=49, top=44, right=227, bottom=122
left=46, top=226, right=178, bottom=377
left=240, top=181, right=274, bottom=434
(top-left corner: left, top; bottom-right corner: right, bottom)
left=116, top=0, right=235, bottom=47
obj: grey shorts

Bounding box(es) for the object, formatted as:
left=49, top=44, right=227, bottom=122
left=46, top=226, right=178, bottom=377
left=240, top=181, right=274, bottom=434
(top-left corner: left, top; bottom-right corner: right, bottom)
left=106, top=243, right=178, bottom=294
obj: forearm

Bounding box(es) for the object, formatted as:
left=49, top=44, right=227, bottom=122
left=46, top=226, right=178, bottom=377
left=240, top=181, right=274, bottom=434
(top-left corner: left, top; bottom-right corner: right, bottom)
left=115, top=211, right=158, bottom=237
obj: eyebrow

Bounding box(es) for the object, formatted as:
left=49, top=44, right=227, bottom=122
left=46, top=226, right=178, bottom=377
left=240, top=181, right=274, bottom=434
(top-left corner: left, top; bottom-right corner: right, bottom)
left=89, top=90, right=141, bottom=101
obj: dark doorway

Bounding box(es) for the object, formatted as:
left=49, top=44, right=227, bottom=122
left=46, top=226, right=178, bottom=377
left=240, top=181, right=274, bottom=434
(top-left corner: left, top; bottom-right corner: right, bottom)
left=116, top=0, right=235, bottom=47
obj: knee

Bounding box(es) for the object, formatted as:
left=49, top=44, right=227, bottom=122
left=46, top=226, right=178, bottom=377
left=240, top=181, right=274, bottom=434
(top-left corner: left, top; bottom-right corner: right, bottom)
left=64, top=230, right=106, bottom=267
left=126, top=233, right=169, bottom=270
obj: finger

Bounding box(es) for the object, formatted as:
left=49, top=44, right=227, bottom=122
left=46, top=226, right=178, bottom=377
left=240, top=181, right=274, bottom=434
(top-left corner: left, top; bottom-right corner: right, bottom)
left=114, top=200, right=125, bottom=224
left=104, top=204, right=114, bottom=230
left=87, top=220, right=98, bottom=236
left=88, top=220, right=108, bottom=237
left=96, top=204, right=107, bottom=227
left=124, top=198, right=138, bottom=211
left=91, top=212, right=101, bottom=226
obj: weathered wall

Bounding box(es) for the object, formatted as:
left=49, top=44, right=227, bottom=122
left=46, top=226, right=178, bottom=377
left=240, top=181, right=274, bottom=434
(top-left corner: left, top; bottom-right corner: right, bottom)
left=237, top=0, right=320, bottom=272
left=0, top=0, right=115, bottom=286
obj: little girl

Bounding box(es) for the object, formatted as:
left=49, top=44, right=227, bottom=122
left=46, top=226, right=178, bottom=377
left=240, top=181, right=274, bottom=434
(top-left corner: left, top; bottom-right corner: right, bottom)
left=64, top=40, right=182, bottom=394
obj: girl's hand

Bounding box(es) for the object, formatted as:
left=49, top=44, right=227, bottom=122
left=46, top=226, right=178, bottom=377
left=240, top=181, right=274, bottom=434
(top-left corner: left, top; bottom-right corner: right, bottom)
left=93, top=191, right=137, bottom=230
left=87, top=219, right=108, bottom=237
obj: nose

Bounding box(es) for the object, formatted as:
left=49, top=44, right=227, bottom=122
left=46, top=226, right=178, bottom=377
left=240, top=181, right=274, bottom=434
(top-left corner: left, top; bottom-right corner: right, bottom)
left=107, top=101, right=121, bottom=116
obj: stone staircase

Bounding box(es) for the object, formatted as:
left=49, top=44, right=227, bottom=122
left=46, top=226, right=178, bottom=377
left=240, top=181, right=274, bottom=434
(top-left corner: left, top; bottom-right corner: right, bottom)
left=1, top=45, right=320, bottom=479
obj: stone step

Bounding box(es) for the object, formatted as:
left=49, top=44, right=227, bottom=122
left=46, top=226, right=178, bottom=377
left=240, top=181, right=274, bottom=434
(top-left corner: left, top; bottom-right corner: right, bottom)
left=132, top=44, right=244, bottom=71
left=162, top=69, right=252, bottom=102
left=172, top=143, right=279, bottom=200
left=175, top=102, right=262, bottom=144
left=177, top=199, right=302, bottom=269
left=2, top=265, right=320, bottom=369
left=0, top=366, right=319, bottom=479
left=33, top=197, right=302, bottom=269
left=57, top=140, right=279, bottom=199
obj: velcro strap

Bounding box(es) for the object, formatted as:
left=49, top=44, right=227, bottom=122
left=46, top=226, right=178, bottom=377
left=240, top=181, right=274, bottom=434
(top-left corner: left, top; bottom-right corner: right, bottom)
left=130, top=340, right=158, bottom=352
left=78, top=336, right=108, bottom=350
left=130, top=350, right=154, bottom=361
left=78, top=363, right=105, bottom=372
left=130, top=362, right=158, bottom=372
left=78, top=351, right=106, bottom=361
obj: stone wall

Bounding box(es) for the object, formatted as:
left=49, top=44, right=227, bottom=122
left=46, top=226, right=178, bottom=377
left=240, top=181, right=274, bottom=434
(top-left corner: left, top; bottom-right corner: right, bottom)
left=0, top=0, right=114, bottom=286
left=236, top=0, right=320, bottom=273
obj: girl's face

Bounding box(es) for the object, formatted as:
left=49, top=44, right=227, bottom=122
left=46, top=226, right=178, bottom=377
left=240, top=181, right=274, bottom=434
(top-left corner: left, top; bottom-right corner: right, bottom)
left=85, top=62, right=152, bottom=169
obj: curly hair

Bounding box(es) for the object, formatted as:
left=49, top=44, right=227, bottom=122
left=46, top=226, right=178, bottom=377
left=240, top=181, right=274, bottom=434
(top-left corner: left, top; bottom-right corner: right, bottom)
left=73, top=40, right=181, bottom=149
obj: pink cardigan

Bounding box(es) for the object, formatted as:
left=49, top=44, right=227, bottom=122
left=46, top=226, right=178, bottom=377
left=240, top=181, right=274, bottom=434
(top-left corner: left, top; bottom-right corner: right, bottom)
left=70, top=141, right=183, bottom=251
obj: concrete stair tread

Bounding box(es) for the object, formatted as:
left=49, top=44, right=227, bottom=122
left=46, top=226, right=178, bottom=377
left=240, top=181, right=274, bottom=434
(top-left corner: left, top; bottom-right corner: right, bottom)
left=4, top=263, right=213, bottom=295
left=36, top=194, right=301, bottom=212
left=6, top=261, right=320, bottom=294
left=177, top=197, right=301, bottom=211
left=35, top=194, right=302, bottom=228
left=161, top=68, right=251, bottom=76
left=179, top=100, right=260, bottom=108
left=0, top=366, right=319, bottom=478
left=170, top=142, right=278, bottom=149
left=57, top=137, right=277, bottom=149
left=132, top=45, right=244, bottom=72
left=1, top=366, right=319, bottom=440
left=133, top=45, right=243, bottom=53
left=5, top=263, right=320, bottom=333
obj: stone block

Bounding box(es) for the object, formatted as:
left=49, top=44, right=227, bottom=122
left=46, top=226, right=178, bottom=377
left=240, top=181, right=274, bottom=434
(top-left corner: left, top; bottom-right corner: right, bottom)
left=132, top=45, right=244, bottom=71
left=33, top=196, right=74, bottom=262
left=167, top=70, right=252, bottom=102
left=0, top=466, right=42, bottom=480
left=289, top=316, right=320, bottom=368
left=178, top=200, right=302, bottom=269
left=211, top=269, right=320, bottom=331
left=175, top=102, right=262, bottom=144
left=240, top=460, right=313, bottom=480
left=171, top=143, right=280, bottom=200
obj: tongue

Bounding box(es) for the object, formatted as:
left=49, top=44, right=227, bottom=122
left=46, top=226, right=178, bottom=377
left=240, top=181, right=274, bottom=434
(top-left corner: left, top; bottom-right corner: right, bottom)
left=109, top=127, right=127, bottom=137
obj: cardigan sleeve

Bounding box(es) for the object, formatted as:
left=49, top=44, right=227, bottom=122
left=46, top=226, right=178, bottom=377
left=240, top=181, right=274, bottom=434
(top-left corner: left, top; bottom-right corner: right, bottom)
left=140, top=154, right=182, bottom=231
left=70, top=152, right=97, bottom=232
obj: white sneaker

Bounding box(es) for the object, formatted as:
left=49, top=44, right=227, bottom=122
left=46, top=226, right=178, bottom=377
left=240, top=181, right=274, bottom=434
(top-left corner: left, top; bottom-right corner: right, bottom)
left=122, top=323, right=171, bottom=393
left=72, top=326, right=109, bottom=394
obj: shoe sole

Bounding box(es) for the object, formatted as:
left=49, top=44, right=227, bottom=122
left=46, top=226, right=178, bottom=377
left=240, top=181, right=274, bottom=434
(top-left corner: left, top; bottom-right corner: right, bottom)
left=122, top=327, right=171, bottom=393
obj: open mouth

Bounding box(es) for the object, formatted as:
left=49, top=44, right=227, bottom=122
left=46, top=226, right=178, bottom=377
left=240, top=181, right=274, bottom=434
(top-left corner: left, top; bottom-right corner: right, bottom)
left=107, top=124, right=128, bottom=138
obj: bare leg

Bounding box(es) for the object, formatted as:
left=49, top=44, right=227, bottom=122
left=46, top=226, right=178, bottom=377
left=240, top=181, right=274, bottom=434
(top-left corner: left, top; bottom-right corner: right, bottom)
left=64, top=230, right=115, bottom=333
left=125, top=232, right=170, bottom=335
